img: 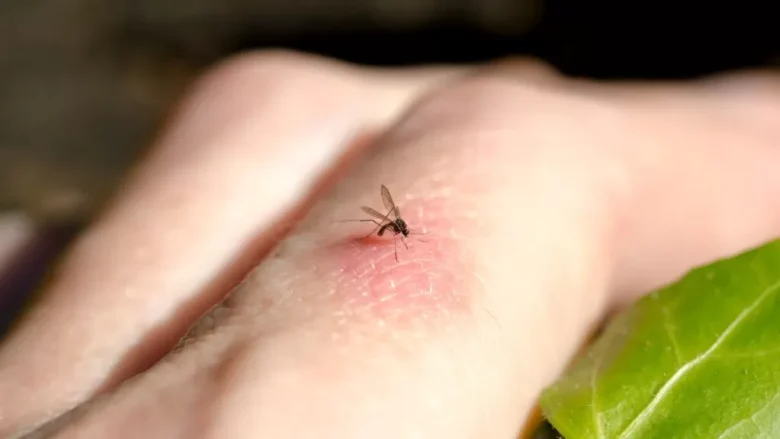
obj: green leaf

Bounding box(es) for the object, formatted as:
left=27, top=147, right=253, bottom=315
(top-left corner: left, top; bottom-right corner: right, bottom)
left=540, top=239, right=780, bottom=439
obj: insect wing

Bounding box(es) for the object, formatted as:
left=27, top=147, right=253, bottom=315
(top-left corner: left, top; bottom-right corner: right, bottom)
left=380, top=184, right=401, bottom=219
left=361, top=206, right=391, bottom=222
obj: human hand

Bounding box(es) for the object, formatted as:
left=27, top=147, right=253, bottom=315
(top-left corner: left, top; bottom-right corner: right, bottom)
left=1, top=51, right=778, bottom=438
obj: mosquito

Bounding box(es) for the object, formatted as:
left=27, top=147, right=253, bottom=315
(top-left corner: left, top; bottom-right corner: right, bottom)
left=342, top=184, right=424, bottom=262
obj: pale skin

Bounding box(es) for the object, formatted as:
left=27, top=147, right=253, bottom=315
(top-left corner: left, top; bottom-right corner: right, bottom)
left=0, top=50, right=779, bottom=438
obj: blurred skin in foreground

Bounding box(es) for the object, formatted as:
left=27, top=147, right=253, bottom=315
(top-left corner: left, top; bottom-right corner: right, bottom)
left=0, top=50, right=779, bottom=439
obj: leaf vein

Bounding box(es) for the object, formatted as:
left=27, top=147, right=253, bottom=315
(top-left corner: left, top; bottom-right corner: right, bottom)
left=616, top=279, right=780, bottom=439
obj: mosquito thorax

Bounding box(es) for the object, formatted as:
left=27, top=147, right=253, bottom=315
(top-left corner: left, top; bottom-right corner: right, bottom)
left=396, top=219, right=410, bottom=236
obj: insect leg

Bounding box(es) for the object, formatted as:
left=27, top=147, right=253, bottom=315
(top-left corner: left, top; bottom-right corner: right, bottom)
left=339, top=219, right=383, bottom=225
left=338, top=218, right=386, bottom=238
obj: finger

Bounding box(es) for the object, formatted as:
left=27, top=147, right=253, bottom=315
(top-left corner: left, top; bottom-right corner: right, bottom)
left=600, top=74, right=780, bottom=303
left=45, top=67, right=624, bottom=439
left=0, top=50, right=467, bottom=436
left=497, top=70, right=780, bottom=304
left=38, top=68, right=780, bottom=439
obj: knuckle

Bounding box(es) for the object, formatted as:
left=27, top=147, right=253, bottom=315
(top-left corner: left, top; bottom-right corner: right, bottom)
left=190, top=49, right=358, bottom=116
left=159, top=49, right=363, bottom=154
left=396, top=75, right=556, bottom=138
